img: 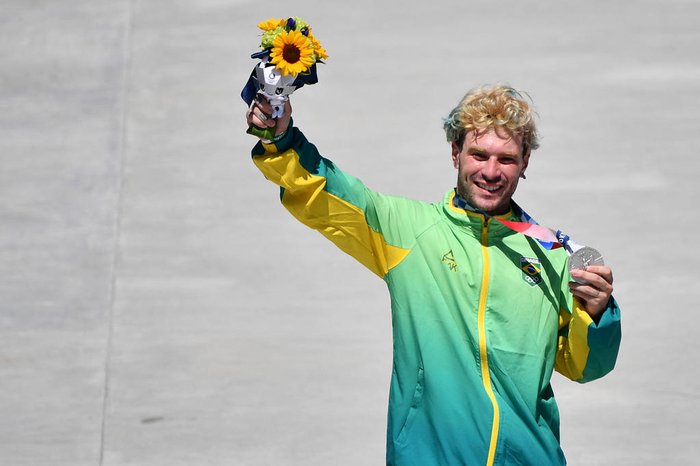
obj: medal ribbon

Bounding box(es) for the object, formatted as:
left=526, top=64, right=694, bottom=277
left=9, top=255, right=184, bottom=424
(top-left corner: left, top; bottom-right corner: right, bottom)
left=453, top=191, right=580, bottom=254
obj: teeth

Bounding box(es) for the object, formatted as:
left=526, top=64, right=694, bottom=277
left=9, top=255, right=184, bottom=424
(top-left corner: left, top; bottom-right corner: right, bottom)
left=477, top=183, right=500, bottom=192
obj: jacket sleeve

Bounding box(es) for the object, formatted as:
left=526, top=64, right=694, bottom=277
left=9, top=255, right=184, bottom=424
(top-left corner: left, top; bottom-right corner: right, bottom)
left=251, top=124, right=412, bottom=278
left=555, top=293, right=622, bottom=383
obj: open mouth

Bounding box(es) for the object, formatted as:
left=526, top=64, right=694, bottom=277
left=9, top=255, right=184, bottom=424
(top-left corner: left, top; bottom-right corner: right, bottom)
left=475, top=182, right=502, bottom=194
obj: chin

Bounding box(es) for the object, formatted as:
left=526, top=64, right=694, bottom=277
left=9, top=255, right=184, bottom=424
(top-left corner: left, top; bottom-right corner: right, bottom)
left=474, top=198, right=500, bottom=212
left=478, top=201, right=509, bottom=216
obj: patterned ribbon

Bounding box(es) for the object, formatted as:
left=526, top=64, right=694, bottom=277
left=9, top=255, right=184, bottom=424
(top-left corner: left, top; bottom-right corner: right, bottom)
left=453, top=191, right=580, bottom=254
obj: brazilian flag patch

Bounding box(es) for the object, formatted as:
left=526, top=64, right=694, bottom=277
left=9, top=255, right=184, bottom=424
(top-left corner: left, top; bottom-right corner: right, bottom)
left=520, top=257, right=542, bottom=286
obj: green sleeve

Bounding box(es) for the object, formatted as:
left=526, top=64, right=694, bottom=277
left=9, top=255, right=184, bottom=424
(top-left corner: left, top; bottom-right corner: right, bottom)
left=251, top=124, right=419, bottom=278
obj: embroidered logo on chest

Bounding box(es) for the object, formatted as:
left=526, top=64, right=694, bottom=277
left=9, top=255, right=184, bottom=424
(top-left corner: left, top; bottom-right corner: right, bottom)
left=442, top=250, right=458, bottom=272
left=520, top=257, right=543, bottom=286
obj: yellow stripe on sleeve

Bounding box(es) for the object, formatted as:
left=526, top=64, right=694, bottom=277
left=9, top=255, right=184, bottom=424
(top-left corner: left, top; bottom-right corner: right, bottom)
left=254, top=149, right=410, bottom=278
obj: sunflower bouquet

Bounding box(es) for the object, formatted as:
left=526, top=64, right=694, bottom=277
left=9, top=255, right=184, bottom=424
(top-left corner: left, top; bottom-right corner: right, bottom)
left=242, top=17, right=328, bottom=140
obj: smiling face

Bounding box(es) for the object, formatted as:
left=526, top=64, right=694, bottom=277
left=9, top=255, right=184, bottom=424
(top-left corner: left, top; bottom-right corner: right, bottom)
left=451, top=128, right=529, bottom=216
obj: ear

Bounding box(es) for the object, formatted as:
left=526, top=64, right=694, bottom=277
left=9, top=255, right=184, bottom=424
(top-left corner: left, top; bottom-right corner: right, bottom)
left=521, top=151, right=530, bottom=177
left=451, top=142, right=461, bottom=169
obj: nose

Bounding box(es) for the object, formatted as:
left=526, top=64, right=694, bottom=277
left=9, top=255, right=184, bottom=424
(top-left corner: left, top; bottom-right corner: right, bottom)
left=482, top=158, right=500, bottom=181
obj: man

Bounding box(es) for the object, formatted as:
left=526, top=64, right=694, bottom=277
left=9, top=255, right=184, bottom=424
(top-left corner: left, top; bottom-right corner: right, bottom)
left=245, top=85, right=621, bottom=465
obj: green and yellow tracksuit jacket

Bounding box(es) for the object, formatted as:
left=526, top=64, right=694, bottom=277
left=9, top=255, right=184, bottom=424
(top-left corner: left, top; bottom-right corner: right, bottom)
left=251, top=125, right=622, bottom=466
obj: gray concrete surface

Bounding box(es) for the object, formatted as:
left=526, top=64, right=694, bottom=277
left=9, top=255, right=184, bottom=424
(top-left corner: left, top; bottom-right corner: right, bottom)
left=1, top=0, right=698, bottom=464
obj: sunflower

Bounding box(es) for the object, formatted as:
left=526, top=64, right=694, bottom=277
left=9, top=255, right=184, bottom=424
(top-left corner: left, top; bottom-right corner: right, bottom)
left=308, top=32, right=328, bottom=61
left=269, top=29, right=315, bottom=76
left=257, top=17, right=286, bottom=31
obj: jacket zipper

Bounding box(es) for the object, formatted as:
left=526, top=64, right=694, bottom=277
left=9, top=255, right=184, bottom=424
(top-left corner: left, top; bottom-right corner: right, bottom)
left=478, top=217, right=500, bottom=466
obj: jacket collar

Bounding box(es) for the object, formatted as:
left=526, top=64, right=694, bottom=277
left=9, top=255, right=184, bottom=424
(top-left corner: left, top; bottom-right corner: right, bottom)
left=442, top=189, right=519, bottom=235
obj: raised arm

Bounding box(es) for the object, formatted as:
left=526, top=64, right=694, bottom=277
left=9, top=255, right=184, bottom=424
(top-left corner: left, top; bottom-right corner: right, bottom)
left=245, top=97, right=412, bottom=278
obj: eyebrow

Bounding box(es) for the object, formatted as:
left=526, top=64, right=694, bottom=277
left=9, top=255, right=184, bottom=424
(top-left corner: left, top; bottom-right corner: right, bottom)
left=467, top=146, right=522, bottom=158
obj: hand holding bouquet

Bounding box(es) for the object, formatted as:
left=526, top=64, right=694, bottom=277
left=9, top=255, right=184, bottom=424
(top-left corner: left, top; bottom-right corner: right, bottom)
left=242, top=17, right=327, bottom=140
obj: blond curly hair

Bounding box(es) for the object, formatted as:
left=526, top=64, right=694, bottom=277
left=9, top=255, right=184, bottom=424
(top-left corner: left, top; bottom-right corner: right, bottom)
left=443, top=85, right=540, bottom=154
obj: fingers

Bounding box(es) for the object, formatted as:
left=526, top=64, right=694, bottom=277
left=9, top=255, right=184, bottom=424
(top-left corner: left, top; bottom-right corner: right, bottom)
left=247, top=100, right=276, bottom=128
left=570, top=266, right=612, bottom=285
left=570, top=267, right=613, bottom=293
left=569, top=265, right=614, bottom=317
left=584, top=265, right=613, bottom=284
left=254, top=93, right=275, bottom=114
left=569, top=281, right=607, bottom=302
left=245, top=95, right=293, bottom=141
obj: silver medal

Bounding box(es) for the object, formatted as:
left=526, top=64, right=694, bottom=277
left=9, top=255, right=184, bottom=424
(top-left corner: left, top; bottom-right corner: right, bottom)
left=569, top=246, right=605, bottom=283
